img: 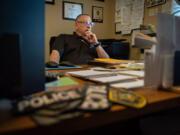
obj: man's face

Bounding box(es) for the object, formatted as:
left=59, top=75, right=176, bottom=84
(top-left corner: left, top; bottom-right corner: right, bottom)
left=75, top=15, right=92, bottom=36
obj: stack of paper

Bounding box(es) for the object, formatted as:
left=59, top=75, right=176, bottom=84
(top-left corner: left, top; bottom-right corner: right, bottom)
left=111, top=80, right=144, bottom=89
left=88, top=75, right=137, bottom=83
left=67, top=70, right=141, bottom=84
left=127, top=63, right=144, bottom=70
left=134, top=32, right=157, bottom=49
left=118, top=70, right=144, bottom=78
left=88, top=58, right=135, bottom=66
left=94, top=58, right=135, bottom=64
left=67, top=69, right=144, bottom=89
left=67, top=70, right=115, bottom=78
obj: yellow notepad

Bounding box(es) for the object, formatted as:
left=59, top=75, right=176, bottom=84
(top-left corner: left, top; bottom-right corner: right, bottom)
left=94, top=58, right=135, bottom=64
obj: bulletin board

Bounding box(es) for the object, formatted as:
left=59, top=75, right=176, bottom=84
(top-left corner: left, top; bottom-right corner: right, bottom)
left=115, top=0, right=145, bottom=35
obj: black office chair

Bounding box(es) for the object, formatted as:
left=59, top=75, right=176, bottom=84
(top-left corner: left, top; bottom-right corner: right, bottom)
left=49, top=34, right=70, bottom=54
left=49, top=36, right=56, bottom=54
left=49, top=35, right=65, bottom=62
left=99, top=39, right=130, bottom=60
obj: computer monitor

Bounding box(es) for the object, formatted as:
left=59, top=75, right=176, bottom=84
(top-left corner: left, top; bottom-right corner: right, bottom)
left=0, top=0, right=45, bottom=99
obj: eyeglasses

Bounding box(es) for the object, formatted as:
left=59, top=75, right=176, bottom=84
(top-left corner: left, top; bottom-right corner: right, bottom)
left=77, top=21, right=95, bottom=27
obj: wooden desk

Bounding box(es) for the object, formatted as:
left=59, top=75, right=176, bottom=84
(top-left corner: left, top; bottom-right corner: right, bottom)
left=0, top=67, right=180, bottom=135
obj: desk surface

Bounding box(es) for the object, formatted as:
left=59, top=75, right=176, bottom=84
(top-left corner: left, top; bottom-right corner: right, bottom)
left=0, top=66, right=180, bottom=134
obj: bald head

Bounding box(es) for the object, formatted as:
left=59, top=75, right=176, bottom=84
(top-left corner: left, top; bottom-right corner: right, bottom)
left=75, top=14, right=90, bottom=22
left=75, top=14, right=92, bottom=36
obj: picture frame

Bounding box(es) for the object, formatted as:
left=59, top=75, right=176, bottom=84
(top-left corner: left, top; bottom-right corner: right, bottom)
left=146, top=0, right=166, bottom=8
left=63, top=1, right=83, bottom=20
left=45, top=0, right=55, bottom=4
left=92, top=6, right=103, bottom=23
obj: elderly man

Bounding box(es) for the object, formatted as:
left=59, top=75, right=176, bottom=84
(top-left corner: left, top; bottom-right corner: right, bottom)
left=50, top=14, right=109, bottom=65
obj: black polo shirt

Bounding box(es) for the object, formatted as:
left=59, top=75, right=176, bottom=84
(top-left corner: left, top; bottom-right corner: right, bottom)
left=52, top=32, right=98, bottom=65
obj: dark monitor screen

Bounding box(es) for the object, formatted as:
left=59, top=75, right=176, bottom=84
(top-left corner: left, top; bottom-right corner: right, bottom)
left=0, top=0, right=45, bottom=99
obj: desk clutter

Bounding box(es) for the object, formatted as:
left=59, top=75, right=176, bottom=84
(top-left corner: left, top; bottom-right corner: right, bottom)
left=1, top=59, right=146, bottom=126
left=67, top=69, right=144, bottom=89
left=88, top=58, right=144, bottom=70
left=10, top=84, right=146, bottom=126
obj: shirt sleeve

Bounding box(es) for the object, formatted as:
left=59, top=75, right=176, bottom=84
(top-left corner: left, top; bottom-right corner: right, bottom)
left=51, top=34, right=65, bottom=53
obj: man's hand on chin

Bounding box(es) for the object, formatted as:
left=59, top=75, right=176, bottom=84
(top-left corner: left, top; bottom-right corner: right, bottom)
left=84, top=31, right=98, bottom=44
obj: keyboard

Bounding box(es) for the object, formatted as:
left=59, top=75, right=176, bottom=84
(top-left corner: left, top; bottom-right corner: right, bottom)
left=45, top=71, right=64, bottom=83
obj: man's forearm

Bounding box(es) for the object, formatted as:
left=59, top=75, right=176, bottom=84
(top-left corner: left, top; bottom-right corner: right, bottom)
left=96, top=46, right=109, bottom=58
left=50, top=50, right=60, bottom=64
left=84, top=31, right=109, bottom=58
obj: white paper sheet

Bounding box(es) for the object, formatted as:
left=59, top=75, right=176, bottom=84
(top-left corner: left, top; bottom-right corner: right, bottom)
left=67, top=70, right=113, bottom=77
left=89, top=67, right=125, bottom=72
left=121, top=6, right=131, bottom=25
left=132, top=29, right=140, bottom=46
left=121, top=24, right=132, bottom=35
left=115, top=22, right=122, bottom=32
left=118, top=70, right=144, bottom=77
left=115, top=0, right=122, bottom=23
left=111, top=80, right=144, bottom=89
left=89, top=75, right=137, bottom=83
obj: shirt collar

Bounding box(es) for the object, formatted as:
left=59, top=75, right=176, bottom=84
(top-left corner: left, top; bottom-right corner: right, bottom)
left=73, top=32, right=92, bottom=47
left=73, top=32, right=83, bottom=39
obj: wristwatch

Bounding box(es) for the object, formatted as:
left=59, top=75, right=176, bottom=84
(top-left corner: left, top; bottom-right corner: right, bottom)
left=94, top=42, right=101, bottom=47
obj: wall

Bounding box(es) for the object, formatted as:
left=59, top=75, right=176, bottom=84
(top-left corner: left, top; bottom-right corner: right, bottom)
left=144, top=0, right=172, bottom=27
left=45, top=0, right=115, bottom=62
